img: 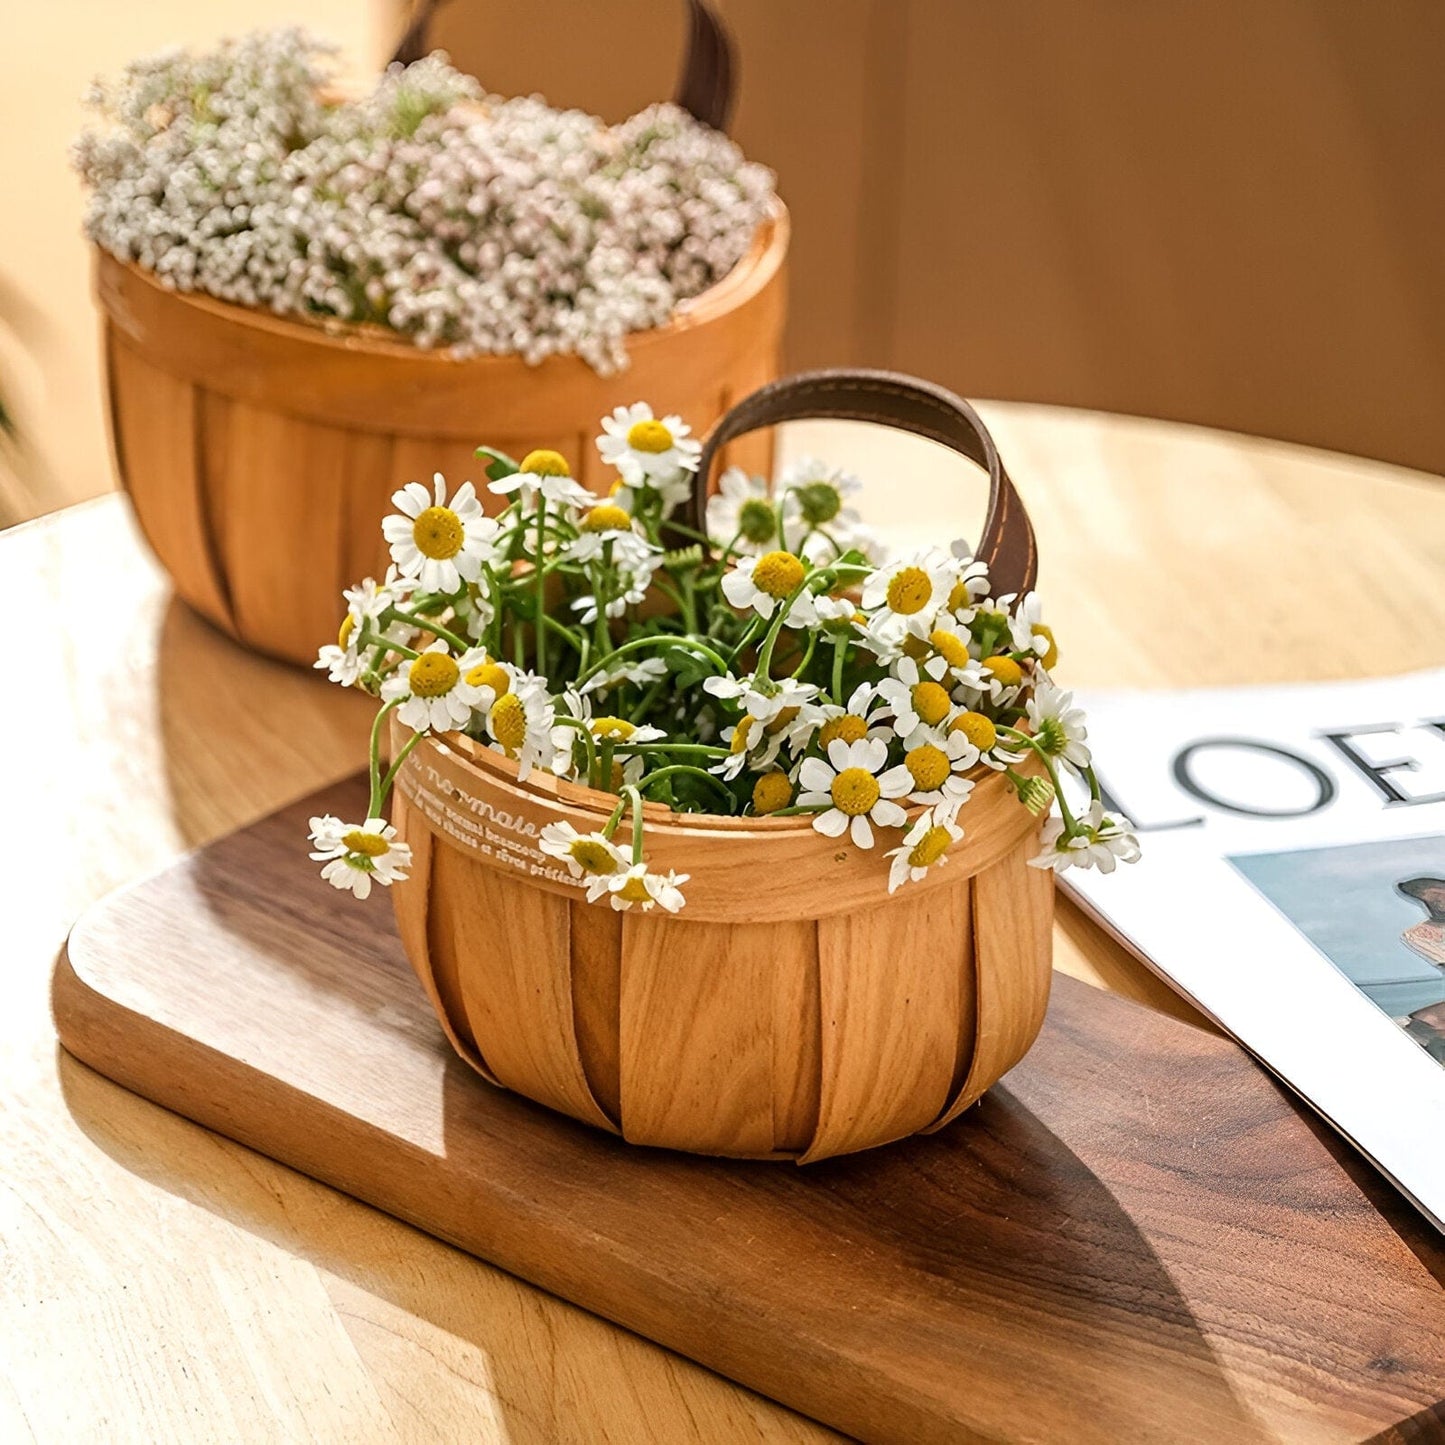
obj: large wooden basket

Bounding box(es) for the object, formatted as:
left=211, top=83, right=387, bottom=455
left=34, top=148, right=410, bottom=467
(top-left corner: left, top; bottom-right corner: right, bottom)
left=389, top=370, right=1054, bottom=1162
left=95, top=204, right=786, bottom=669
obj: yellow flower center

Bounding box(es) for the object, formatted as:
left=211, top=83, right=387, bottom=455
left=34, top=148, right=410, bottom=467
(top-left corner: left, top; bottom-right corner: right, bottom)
left=342, top=829, right=389, bottom=858
left=520, top=448, right=570, bottom=476
left=983, top=656, right=1024, bottom=688
left=412, top=506, right=464, bottom=561
left=464, top=661, right=510, bottom=696
left=831, top=767, right=881, bottom=816
left=591, top=716, right=636, bottom=740
left=752, top=550, right=805, bottom=600
left=583, top=504, right=633, bottom=533
left=568, top=838, right=617, bottom=875
left=819, top=714, right=868, bottom=748
left=905, top=744, right=951, bottom=791
left=618, top=874, right=653, bottom=903
left=947, top=580, right=973, bottom=612
left=752, top=771, right=793, bottom=814
left=901, top=634, right=931, bottom=662
left=730, top=715, right=756, bottom=754
left=911, top=680, right=952, bottom=726
left=737, top=497, right=777, bottom=544
left=886, top=566, right=933, bottom=615
left=626, top=419, right=674, bottom=453
left=337, top=613, right=356, bottom=649
left=1034, top=623, right=1059, bottom=670
left=409, top=652, right=460, bottom=698
left=490, top=692, right=527, bottom=752
left=929, top=628, right=971, bottom=669
left=950, top=711, right=997, bottom=750
left=907, top=825, right=953, bottom=869
left=766, top=705, right=801, bottom=736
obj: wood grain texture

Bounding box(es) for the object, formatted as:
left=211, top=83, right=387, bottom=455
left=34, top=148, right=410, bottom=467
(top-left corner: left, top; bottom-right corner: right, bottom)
left=12, top=406, right=1445, bottom=1440
left=54, top=780, right=1445, bottom=1445
left=393, top=724, right=1046, bottom=1159
left=93, top=207, right=788, bottom=666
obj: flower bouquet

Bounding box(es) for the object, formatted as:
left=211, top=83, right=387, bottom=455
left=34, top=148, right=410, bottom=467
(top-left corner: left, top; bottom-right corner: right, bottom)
left=311, top=370, right=1139, bottom=1160
left=76, top=22, right=787, bottom=665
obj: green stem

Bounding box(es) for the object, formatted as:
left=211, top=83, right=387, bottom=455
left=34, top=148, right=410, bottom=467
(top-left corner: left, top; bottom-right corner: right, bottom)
left=367, top=698, right=403, bottom=818
left=620, top=742, right=729, bottom=757
left=574, top=633, right=729, bottom=688
left=385, top=608, right=469, bottom=652
left=600, top=794, right=628, bottom=840
left=754, top=583, right=809, bottom=680
left=533, top=499, right=548, bottom=677
left=831, top=636, right=847, bottom=704
left=636, top=764, right=734, bottom=808
left=359, top=627, right=419, bottom=662
left=380, top=730, right=424, bottom=796
left=769, top=802, right=830, bottom=817
left=551, top=714, right=597, bottom=782
left=625, top=784, right=645, bottom=865
left=789, top=629, right=818, bottom=679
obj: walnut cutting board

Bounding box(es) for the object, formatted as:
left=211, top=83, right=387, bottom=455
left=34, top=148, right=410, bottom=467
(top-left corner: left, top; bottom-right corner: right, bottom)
left=53, top=779, right=1445, bottom=1444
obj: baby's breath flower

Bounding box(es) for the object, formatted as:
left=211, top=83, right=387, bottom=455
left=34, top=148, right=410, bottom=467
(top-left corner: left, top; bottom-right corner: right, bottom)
left=76, top=32, right=776, bottom=373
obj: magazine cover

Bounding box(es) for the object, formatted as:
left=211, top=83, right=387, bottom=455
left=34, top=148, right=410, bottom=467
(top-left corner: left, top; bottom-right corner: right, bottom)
left=1062, top=667, right=1445, bottom=1231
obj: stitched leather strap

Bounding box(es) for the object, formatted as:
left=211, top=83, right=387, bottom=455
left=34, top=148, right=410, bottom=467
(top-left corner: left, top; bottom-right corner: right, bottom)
left=690, top=369, right=1038, bottom=597
left=392, top=0, right=737, bottom=133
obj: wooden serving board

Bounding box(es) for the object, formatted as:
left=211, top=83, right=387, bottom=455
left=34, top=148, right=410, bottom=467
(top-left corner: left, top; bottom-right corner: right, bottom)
left=54, top=779, right=1445, bottom=1445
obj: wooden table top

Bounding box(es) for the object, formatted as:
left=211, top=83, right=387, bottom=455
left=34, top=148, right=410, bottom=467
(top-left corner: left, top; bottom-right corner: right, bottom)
left=7, top=403, right=1445, bottom=1442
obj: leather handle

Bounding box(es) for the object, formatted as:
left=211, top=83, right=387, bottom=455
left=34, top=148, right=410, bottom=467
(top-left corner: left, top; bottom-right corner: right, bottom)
left=690, top=369, right=1039, bottom=597
left=391, top=0, right=737, bottom=133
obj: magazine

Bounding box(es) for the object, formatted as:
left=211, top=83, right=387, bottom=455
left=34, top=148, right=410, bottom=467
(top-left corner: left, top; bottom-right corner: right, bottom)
left=1061, top=666, right=1445, bottom=1231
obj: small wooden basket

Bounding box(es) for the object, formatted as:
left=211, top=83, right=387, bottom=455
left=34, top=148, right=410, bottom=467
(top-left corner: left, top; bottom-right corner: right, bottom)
left=390, top=370, right=1054, bottom=1162
left=93, top=1, right=786, bottom=669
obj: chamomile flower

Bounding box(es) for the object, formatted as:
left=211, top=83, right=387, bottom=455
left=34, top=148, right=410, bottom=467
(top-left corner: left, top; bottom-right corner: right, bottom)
left=880, top=731, right=979, bottom=806
left=565, top=522, right=659, bottom=569
left=779, top=457, right=870, bottom=562
left=485, top=674, right=556, bottom=780
left=1009, top=592, right=1059, bottom=668
left=588, top=861, right=690, bottom=913
left=488, top=449, right=594, bottom=512
left=703, top=672, right=819, bottom=725
left=381, top=641, right=492, bottom=733
left=861, top=547, right=958, bottom=636
left=1029, top=801, right=1141, bottom=875
left=308, top=815, right=412, bottom=901
left=721, top=550, right=818, bottom=627
left=975, top=653, right=1028, bottom=704
left=947, top=709, right=1026, bottom=771
left=314, top=570, right=414, bottom=686
left=382, top=474, right=500, bottom=593
left=797, top=737, right=911, bottom=849
left=579, top=656, right=668, bottom=695
left=596, top=403, right=701, bottom=486
left=706, top=467, right=779, bottom=554
left=815, top=683, right=891, bottom=750
left=1026, top=680, right=1091, bottom=768
left=570, top=557, right=655, bottom=624
left=877, top=655, right=953, bottom=738
left=945, top=553, right=992, bottom=616
left=539, top=821, right=625, bottom=881
left=886, top=803, right=965, bottom=894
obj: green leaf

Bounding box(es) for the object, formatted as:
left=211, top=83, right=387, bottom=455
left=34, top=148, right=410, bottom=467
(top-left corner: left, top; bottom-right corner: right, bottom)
left=474, top=445, right=519, bottom=482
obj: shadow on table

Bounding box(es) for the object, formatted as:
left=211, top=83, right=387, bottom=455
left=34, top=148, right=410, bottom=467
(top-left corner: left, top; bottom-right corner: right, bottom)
left=152, top=596, right=372, bottom=849
left=56, top=1033, right=1268, bottom=1444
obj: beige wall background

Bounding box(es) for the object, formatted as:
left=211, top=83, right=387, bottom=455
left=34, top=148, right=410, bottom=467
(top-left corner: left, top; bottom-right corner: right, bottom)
left=431, top=0, right=1445, bottom=477
left=0, top=1, right=389, bottom=527
left=5, top=0, right=1443, bottom=525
